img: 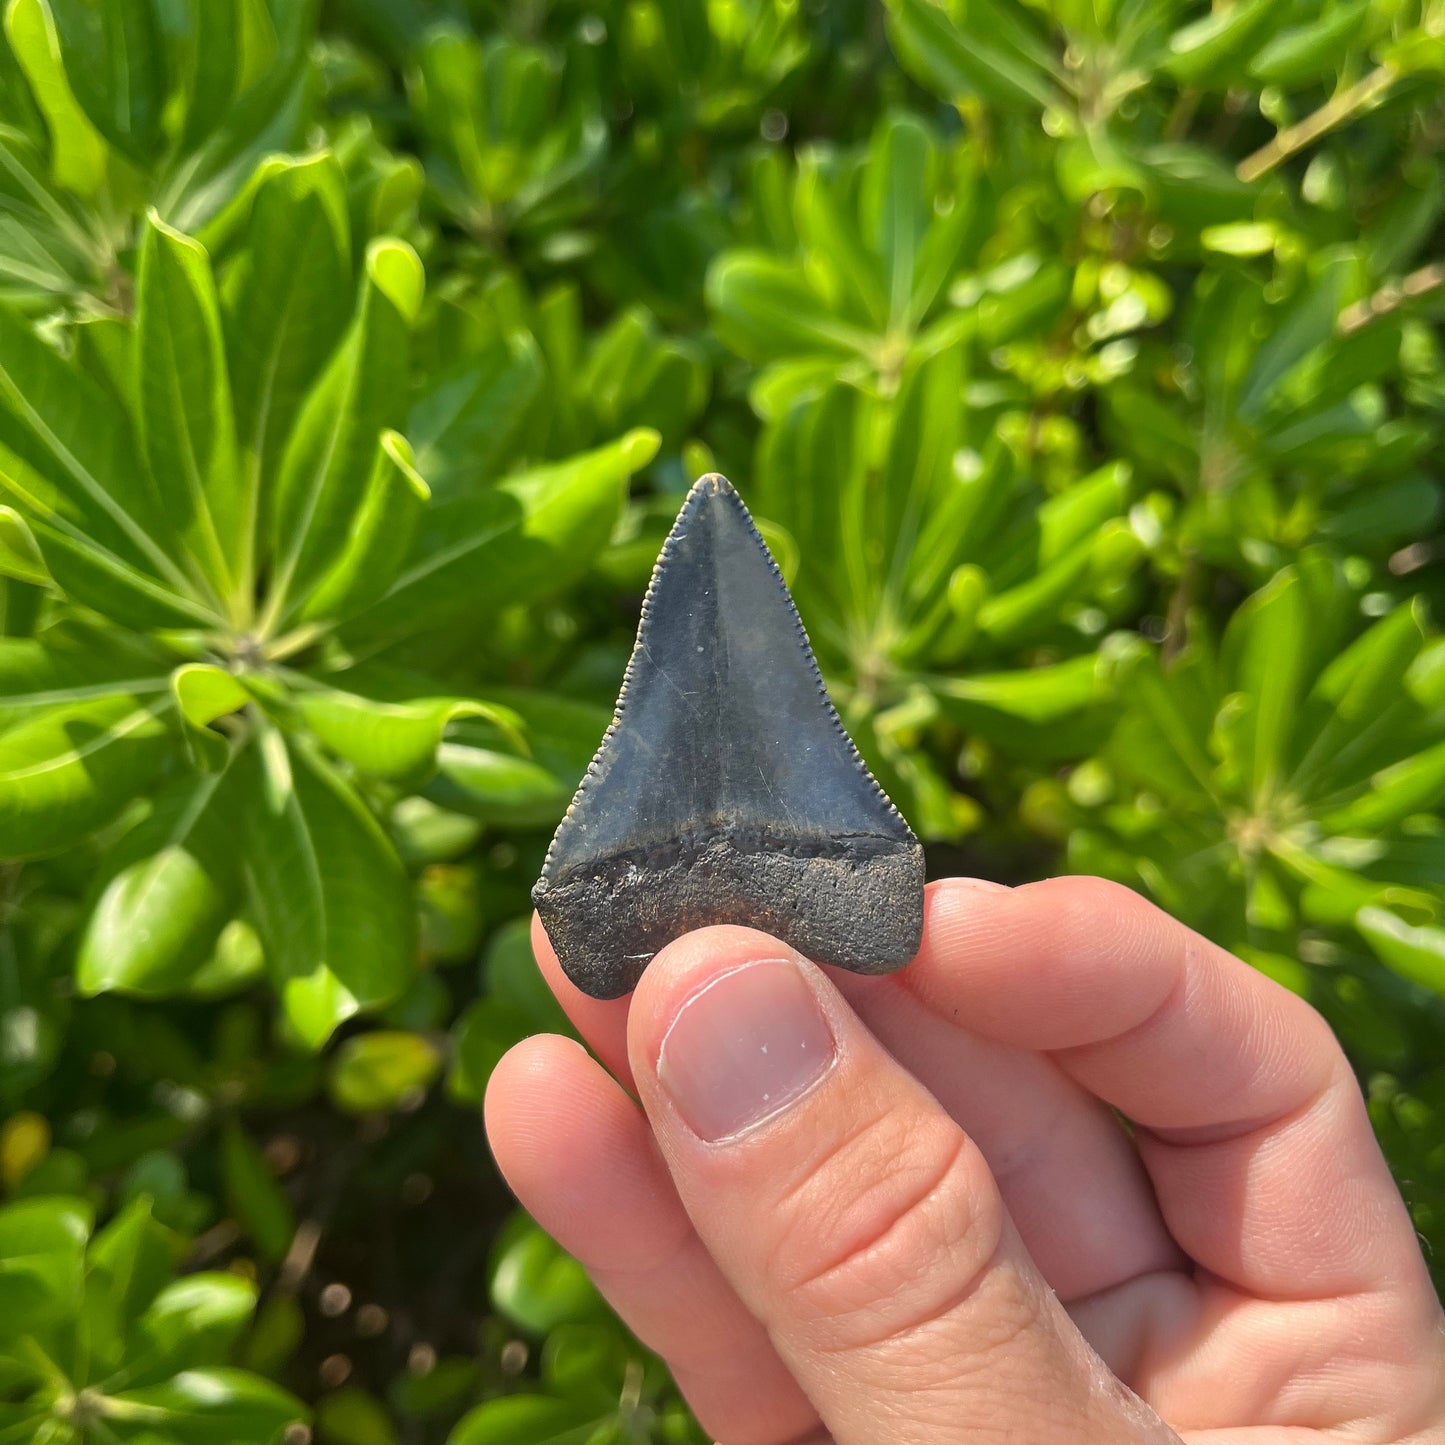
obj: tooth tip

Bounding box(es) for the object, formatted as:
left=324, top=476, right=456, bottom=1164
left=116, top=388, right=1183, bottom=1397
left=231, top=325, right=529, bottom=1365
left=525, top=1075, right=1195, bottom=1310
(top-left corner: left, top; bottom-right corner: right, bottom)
left=690, top=472, right=736, bottom=499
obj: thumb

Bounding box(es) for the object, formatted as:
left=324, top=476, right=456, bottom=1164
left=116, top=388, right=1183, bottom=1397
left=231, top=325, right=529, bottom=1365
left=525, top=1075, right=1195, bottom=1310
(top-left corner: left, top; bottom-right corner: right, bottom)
left=626, top=927, right=1178, bottom=1445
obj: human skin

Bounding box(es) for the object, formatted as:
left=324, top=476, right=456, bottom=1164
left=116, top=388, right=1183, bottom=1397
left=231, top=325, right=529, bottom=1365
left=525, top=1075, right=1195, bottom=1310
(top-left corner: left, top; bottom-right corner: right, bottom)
left=484, top=876, right=1445, bottom=1444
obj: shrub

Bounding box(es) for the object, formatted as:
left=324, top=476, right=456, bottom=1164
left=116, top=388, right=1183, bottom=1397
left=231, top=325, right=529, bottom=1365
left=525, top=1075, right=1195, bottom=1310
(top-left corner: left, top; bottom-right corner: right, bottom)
left=0, top=0, right=1441, bottom=1440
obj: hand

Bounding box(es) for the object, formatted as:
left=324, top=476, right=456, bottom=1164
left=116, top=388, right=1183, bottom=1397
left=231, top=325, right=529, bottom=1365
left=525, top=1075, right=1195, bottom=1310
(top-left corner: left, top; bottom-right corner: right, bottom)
left=484, top=877, right=1445, bottom=1444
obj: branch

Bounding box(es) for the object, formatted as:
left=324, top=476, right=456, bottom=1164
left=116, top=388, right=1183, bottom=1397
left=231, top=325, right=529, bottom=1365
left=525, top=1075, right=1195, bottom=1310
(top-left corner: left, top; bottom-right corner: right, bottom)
left=1339, top=261, right=1445, bottom=334
left=1237, top=65, right=1398, bottom=183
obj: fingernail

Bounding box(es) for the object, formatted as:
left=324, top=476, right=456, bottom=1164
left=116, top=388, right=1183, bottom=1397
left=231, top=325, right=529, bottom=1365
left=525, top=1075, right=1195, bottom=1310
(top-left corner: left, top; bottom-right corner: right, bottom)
left=657, top=959, right=837, bottom=1143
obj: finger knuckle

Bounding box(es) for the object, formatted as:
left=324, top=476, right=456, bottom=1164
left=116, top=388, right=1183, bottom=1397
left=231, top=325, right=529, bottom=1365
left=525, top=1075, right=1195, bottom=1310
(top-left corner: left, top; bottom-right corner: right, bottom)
left=764, top=1107, right=1006, bottom=1354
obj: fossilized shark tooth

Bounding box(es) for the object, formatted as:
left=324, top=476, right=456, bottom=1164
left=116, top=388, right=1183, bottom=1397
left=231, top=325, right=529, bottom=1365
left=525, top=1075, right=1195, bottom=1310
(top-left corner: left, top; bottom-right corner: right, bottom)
left=532, top=474, right=924, bottom=1000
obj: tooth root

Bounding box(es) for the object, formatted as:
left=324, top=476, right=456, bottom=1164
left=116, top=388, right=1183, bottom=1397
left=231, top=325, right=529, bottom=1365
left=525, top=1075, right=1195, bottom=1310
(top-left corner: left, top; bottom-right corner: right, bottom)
left=533, top=473, right=924, bottom=1000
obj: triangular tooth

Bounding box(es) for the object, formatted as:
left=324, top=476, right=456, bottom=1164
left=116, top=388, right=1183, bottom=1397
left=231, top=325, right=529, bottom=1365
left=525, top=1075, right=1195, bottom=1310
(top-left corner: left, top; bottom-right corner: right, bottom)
left=534, top=474, right=924, bottom=999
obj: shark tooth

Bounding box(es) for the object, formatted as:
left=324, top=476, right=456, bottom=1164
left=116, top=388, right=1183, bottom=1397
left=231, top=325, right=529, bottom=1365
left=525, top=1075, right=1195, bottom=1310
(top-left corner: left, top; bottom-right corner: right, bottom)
left=532, top=474, right=924, bottom=1000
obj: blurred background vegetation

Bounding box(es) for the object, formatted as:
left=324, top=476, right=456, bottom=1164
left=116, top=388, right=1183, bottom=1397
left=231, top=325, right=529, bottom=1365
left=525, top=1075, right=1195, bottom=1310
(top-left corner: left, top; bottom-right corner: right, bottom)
left=0, top=0, right=1442, bottom=1440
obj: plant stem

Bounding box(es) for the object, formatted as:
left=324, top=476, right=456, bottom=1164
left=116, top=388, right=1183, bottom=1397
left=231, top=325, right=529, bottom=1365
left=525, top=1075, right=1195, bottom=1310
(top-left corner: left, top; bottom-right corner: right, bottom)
left=1164, top=86, right=1200, bottom=141
left=1237, top=65, right=1397, bottom=182
left=1338, top=260, right=1445, bottom=333
left=263, top=621, right=333, bottom=662
left=1162, top=550, right=1199, bottom=664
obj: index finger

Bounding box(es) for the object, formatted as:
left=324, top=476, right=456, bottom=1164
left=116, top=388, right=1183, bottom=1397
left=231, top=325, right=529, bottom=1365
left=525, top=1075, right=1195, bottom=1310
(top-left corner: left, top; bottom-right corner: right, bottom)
left=902, top=876, right=1434, bottom=1305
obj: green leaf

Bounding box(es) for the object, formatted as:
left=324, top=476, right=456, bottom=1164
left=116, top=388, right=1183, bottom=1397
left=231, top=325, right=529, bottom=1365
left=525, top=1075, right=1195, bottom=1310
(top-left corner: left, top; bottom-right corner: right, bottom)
left=448, top=1396, right=601, bottom=1445
left=0, top=125, right=91, bottom=300
left=426, top=686, right=605, bottom=827
left=447, top=997, right=532, bottom=1105
left=47, top=0, right=164, bottom=162
left=296, top=430, right=430, bottom=624
left=24, top=511, right=218, bottom=629
left=352, top=429, right=658, bottom=644
left=85, top=1195, right=174, bottom=1371
left=328, top=1030, right=441, bottom=1113
left=412, top=30, right=579, bottom=211
left=865, top=112, right=932, bottom=331
left=0, top=504, right=46, bottom=583
left=0, top=1194, right=89, bottom=1327
left=1321, top=739, right=1445, bottom=834
left=227, top=152, right=352, bottom=592
left=139, top=1273, right=258, bottom=1372
left=976, top=547, right=1090, bottom=645
left=885, top=0, right=1063, bottom=112
left=243, top=731, right=415, bottom=1048
left=1408, top=639, right=1445, bottom=712
left=1318, top=474, right=1441, bottom=549
left=291, top=679, right=491, bottom=780
left=483, top=918, right=572, bottom=1036
left=1238, top=253, right=1354, bottom=421
left=1008, top=463, right=1133, bottom=576
left=1289, top=600, right=1425, bottom=792
left=77, top=768, right=241, bottom=998
left=267, top=237, right=423, bottom=621
left=188, top=917, right=264, bottom=999
left=541, top=1322, right=631, bottom=1401
left=389, top=1362, right=480, bottom=1424
left=792, top=157, right=886, bottom=331
left=1222, top=567, right=1306, bottom=804
left=408, top=336, right=545, bottom=500
left=430, top=745, right=569, bottom=827
left=1163, top=0, right=1282, bottom=87
left=391, top=797, right=482, bottom=867
left=3, top=0, right=106, bottom=195
left=928, top=654, right=1105, bottom=726
left=0, top=691, right=172, bottom=859
left=219, top=1120, right=295, bottom=1264
left=176, top=0, right=243, bottom=151
left=73, top=309, right=138, bottom=408
left=489, top=1215, right=600, bottom=1335
left=0, top=575, right=41, bottom=636
left=575, top=308, right=709, bottom=451
left=158, top=4, right=316, bottom=237
left=109, top=1368, right=306, bottom=1443
left=136, top=212, right=244, bottom=605
left=1357, top=907, right=1445, bottom=997
left=170, top=662, right=248, bottom=769
left=0, top=635, right=166, bottom=727
left=1199, top=221, right=1280, bottom=257
left=705, top=251, right=873, bottom=365
left=1249, top=2, right=1368, bottom=86
left=0, top=306, right=219, bottom=626
left=317, top=1388, right=398, bottom=1445
left=171, top=664, right=248, bottom=730
left=1113, top=648, right=1218, bottom=801
left=1271, top=837, right=1433, bottom=927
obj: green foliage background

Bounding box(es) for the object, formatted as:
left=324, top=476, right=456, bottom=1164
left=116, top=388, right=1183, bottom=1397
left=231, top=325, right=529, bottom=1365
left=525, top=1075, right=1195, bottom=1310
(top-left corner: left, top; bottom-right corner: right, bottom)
left=0, top=0, right=1442, bottom=1440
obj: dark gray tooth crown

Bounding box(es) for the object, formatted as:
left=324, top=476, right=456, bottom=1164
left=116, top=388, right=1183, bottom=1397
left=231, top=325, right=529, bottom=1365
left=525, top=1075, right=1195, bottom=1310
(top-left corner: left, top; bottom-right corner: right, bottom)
left=532, top=473, right=925, bottom=1000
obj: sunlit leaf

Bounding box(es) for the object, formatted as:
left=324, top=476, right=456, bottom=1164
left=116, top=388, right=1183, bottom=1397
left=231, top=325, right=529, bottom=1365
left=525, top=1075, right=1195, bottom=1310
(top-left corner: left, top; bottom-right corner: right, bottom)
left=351, top=428, right=658, bottom=644
left=3, top=0, right=106, bottom=195
left=227, top=152, right=352, bottom=593
left=136, top=212, right=244, bottom=604
left=0, top=1193, right=89, bottom=1326
left=268, top=237, right=423, bottom=621
left=296, top=430, right=430, bottom=624
left=77, top=768, right=241, bottom=997
left=0, top=691, right=172, bottom=858
left=243, top=730, right=414, bottom=1047
left=1358, top=907, right=1445, bottom=997
left=329, top=1030, right=441, bottom=1113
